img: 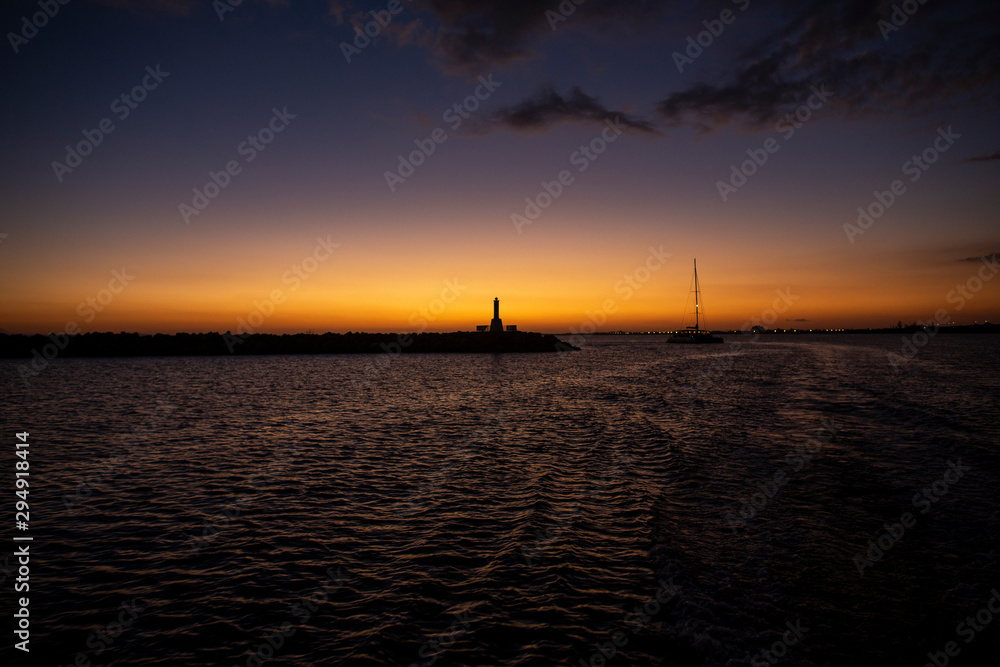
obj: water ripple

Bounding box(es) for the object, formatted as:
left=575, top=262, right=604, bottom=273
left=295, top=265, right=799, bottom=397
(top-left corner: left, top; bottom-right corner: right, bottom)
left=1, top=335, right=998, bottom=665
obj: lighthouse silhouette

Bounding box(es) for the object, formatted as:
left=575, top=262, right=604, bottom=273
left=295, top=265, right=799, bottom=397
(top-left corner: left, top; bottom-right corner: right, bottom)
left=489, top=297, right=504, bottom=333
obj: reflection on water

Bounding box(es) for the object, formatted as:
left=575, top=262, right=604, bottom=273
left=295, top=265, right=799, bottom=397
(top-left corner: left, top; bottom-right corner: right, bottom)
left=2, top=335, right=999, bottom=665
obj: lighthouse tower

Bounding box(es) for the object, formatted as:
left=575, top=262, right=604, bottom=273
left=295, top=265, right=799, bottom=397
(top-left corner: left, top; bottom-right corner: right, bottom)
left=489, top=297, right=504, bottom=333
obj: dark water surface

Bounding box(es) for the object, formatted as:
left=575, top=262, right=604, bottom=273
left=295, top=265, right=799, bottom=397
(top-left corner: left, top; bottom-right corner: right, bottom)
left=2, top=334, right=999, bottom=666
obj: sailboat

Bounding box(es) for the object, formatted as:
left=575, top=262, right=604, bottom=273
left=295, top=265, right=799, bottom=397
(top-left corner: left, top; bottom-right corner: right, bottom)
left=668, top=259, right=724, bottom=344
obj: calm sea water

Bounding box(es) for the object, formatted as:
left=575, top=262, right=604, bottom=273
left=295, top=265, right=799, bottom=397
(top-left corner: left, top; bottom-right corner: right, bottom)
left=2, top=335, right=999, bottom=666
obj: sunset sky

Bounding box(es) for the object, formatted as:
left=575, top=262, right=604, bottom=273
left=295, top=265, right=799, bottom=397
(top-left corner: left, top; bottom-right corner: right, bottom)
left=1, top=0, right=998, bottom=333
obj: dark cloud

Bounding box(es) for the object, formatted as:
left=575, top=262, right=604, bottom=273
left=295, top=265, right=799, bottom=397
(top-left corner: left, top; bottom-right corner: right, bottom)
left=413, top=0, right=547, bottom=71
left=412, top=0, right=1000, bottom=135
left=491, top=85, right=660, bottom=135
left=656, top=55, right=808, bottom=131
left=92, top=0, right=1000, bottom=135
left=964, top=152, right=1000, bottom=163
left=656, top=0, right=1000, bottom=132
left=412, top=0, right=677, bottom=72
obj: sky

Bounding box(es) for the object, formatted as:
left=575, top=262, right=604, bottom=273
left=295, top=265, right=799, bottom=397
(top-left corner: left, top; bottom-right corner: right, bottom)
left=1, top=0, right=998, bottom=334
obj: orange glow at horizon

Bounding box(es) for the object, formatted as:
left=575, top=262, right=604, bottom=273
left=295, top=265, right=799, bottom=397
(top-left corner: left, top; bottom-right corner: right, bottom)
left=4, top=255, right=997, bottom=334
left=2, top=203, right=997, bottom=334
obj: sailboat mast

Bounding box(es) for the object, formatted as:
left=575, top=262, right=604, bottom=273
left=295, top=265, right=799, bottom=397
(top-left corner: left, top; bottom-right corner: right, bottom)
left=693, top=258, right=700, bottom=331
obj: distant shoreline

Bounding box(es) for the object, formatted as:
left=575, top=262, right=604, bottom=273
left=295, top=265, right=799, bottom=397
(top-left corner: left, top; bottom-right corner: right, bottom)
left=0, top=331, right=577, bottom=359
left=1, top=325, right=997, bottom=361
left=576, top=323, right=1000, bottom=335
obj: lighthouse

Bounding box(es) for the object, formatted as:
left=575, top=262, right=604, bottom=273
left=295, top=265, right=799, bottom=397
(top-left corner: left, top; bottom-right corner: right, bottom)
left=490, top=297, right=504, bottom=333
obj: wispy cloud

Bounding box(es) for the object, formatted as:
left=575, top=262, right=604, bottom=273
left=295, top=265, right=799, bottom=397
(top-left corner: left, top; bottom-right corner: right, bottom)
left=963, top=152, right=1000, bottom=163
left=957, top=252, right=999, bottom=263
left=491, top=86, right=660, bottom=135
left=327, top=1, right=347, bottom=24
left=656, top=0, right=1000, bottom=132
